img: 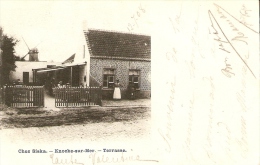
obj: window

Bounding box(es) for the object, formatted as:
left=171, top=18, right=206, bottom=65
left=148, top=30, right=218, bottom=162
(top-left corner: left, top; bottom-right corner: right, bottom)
left=129, top=69, right=140, bottom=89
left=103, top=68, right=115, bottom=88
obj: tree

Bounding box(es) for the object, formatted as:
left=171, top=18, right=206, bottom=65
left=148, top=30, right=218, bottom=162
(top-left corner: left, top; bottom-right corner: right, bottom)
left=0, top=27, right=19, bottom=86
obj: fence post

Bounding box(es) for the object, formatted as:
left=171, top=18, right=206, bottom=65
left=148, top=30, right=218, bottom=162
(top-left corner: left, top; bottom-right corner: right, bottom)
left=5, top=85, right=11, bottom=107
left=98, top=85, right=103, bottom=106
left=0, top=88, right=2, bottom=104
left=66, top=85, right=69, bottom=107
left=33, top=86, right=36, bottom=107
left=3, top=86, right=5, bottom=105
left=0, top=87, right=3, bottom=105
left=42, top=86, right=45, bottom=107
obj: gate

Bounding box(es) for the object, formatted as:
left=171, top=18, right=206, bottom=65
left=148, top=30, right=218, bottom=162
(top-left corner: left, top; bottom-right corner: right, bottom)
left=53, top=86, right=102, bottom=107
left=5, top=85, right=44, bottom=108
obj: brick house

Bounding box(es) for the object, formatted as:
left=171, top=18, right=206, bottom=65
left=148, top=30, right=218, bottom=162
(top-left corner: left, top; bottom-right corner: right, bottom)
left=84, top=29, right=151, bottom=99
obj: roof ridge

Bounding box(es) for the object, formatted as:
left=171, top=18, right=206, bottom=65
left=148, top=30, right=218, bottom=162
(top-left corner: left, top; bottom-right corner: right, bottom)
left=86, top=28, right=151, bottom=37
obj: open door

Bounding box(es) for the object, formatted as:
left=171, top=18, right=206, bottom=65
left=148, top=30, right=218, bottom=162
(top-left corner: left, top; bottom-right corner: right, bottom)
left=72, top=66, right=80, bottom=86
left=23, top=72, right=29, bottom=85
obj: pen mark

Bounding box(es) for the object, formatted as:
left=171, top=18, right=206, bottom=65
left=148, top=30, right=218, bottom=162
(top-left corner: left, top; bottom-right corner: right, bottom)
left=50, top=154, right=84, bottom=165
left=208, top=11, right=231, bottom=54
left=208, top=10, right=256, bottom=78
left=186, top=60, right=195, bottom=78
left=185, top=93, right=194, bottom=149
left=169, top=2, right=183, bottom=34
left=89, top=152, right=158, bottom=165
left=237, top=59, right=248, bottom=112
left=127, top=3, right=146, bottom=32
left=221, top=57, right=235, bottom=78
left=217, top=122, right=232, bottom=159
left=203, top=77, right=215, bottom=148
left=231, top=32, right=248, bottom=45
left=166, top=48, right=178, bottom=63
left=213, top=3, right=258, bottom=34
left=239, top=116, right=248, bottom=158
left=240, top=4, right=253, bottom=27
left=158, top=128, right=171, bottom=153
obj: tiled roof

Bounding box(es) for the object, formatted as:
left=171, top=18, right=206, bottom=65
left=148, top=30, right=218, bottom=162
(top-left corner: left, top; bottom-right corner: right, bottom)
left=84, top=29, right=151, bottom=59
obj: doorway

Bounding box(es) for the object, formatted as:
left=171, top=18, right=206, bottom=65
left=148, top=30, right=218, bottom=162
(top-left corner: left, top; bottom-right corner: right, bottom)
left=72, top=66, right=80, bottom=86
left=23, top=72, right=29, bottom=85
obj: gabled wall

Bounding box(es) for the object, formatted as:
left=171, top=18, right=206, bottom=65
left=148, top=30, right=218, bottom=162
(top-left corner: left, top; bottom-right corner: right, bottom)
left=73, top=29, right=89, bottom=87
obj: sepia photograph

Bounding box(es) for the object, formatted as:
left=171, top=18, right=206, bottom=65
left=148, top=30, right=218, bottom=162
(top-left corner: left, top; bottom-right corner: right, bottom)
left=0, top=1, right=153, bottom=164
left=0, top=1, right=259, bottom=165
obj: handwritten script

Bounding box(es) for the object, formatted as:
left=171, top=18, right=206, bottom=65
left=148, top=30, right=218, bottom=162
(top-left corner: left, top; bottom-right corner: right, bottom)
left=127, top=3, right=146, bottom=32
left=158, top=1, right=258, bottom=164
left=50, top=152, right=159, bottom=165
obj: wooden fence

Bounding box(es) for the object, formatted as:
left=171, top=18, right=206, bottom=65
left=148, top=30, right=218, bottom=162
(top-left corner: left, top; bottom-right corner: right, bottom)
left=4, top=85, right=44, bottom=108
left=53, top=86, right=102, bottom=107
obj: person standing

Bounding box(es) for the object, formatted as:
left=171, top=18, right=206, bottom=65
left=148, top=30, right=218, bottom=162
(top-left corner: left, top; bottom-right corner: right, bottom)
left=57, top=81, right=62, bottom=88
left=113, top=79, right=121, bottom=100
left=128, top=82, right=136, bottom=99
left=49, top=78, right=55, bottom=96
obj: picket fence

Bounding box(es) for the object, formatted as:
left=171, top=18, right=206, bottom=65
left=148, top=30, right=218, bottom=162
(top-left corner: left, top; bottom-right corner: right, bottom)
left=53, top=86, right=102, bottom=107
left=4, top=85, right=44, bottom=108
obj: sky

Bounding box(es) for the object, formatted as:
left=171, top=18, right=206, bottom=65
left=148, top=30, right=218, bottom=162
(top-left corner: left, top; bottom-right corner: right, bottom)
left=0, top=1, right=152, bottom=62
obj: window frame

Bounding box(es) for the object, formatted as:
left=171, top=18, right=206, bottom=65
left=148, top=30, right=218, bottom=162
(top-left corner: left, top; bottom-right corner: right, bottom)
left=103, top=68, right=115, bottom=88
left=129, top=69, right=140, bottom=89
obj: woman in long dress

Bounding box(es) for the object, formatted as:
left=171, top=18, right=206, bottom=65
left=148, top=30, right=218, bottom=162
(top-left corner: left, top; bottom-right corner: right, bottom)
left=113, top=79, right=121, bottom=100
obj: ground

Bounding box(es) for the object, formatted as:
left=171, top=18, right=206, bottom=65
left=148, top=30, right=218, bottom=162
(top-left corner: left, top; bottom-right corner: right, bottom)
left=0, top=104, right=151, bottom=143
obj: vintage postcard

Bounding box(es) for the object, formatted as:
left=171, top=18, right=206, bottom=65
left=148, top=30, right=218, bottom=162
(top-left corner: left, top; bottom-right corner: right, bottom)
left=0, top=1, right=259, bottom=165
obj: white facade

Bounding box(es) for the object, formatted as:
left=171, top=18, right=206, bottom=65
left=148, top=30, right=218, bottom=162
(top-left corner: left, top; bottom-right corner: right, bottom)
left=72, top=28, right=90, bottom=86
left=9, top=61, right=60, bottom=83
left=9, top=24, right=89, bottom=86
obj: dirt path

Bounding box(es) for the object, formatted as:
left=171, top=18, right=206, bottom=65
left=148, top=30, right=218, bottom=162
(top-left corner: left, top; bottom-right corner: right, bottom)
left=0, top=106, right=151, bottom=144
left=1, top=118, right=150, bottom=144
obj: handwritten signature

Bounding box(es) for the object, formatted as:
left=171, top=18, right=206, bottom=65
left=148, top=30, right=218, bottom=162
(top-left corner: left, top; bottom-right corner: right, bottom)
left=89, top=152, right=159, bottom=165
left=50, top=152, right=159, bottom=165
left=50, top=154, right=84, bottom=165
left=213, top=3, right=258, bottom=34
left=208, top=6, right=256, bottom=78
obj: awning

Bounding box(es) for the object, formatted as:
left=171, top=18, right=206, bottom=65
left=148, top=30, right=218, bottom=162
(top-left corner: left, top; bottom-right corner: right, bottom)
left=63, top=62, right=87, bottom=67
left=33, top=66, right=66, bottom=72
left=32, top=62, right=86, bottom=73
left=36, top=68, right=66, bottom=73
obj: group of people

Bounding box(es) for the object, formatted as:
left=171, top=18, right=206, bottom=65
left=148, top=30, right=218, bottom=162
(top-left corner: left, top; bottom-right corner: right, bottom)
left=12, top=79, right=22, bottom=86
left=47, top=80, right=70, bottom=96
left=56, top=81, right=71, bottom=88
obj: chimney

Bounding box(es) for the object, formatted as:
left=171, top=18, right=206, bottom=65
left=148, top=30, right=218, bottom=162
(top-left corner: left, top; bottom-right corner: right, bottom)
left=82, top=20, right=88, bottom=33
left=83, top=45, right=85, bottom=59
